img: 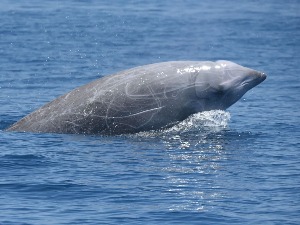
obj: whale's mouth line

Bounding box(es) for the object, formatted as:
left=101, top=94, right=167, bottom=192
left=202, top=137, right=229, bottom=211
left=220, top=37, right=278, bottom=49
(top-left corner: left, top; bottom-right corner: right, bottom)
left=240, top=71, right=267, bottom=88
left=240, top=80, right=250, bottom=87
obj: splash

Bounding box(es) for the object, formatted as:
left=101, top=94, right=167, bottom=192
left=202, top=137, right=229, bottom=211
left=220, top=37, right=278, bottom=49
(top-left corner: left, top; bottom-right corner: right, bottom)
left=136, top=110, right=230, bottom=138
left=164, top=110, right=230, bottom=134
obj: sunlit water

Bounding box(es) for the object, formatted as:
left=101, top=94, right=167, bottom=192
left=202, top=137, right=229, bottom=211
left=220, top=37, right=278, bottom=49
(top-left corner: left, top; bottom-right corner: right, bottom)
left=0, top=0, right=299, bottom=224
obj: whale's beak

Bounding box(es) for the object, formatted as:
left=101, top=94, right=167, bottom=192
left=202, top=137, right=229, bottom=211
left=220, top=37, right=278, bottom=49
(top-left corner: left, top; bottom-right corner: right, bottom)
left=238, top=70, right=267, bottom=91
left=260, top=72, right=267, bottom=81
left=252, top=71, right=267, bottom=84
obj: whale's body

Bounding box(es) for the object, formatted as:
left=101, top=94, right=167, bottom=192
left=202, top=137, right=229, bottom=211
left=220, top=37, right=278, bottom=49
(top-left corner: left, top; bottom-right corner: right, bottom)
left=7, top=61, right=266, bottom=135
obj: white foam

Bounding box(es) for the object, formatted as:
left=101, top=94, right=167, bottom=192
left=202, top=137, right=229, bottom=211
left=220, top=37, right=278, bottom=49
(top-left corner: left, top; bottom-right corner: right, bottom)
left=135, top=110, right=230, bottom=138
left=165, top=110, right=230, bottom=133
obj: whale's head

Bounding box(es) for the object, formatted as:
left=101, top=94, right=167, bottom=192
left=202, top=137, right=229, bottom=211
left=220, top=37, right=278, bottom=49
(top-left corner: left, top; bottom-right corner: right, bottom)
left=194, top=60, right=266, bottom=111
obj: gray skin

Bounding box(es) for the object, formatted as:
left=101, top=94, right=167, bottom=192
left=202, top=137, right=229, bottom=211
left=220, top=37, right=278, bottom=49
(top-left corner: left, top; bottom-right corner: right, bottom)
left=7, top=60, right=266, bottom=135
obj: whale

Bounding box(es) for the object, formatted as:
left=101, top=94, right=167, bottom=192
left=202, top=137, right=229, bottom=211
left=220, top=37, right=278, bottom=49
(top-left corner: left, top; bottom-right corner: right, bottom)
left=7, top=60, right=266, bottom=135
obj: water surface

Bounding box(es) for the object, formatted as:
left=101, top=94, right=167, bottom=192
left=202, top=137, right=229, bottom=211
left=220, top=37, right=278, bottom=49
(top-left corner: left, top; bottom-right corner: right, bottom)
left=0, top=0, right=299, bottom=224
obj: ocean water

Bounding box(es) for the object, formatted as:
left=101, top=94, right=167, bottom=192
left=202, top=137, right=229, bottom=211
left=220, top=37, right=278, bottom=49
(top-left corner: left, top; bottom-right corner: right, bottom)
left=0, top=0, right=299, bottom=224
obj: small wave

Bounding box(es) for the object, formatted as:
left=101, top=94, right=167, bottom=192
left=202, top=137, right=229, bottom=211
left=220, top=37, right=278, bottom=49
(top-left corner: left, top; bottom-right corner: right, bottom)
left=1, top=154, right=45, bottom=160
left=0, top=118, right=15, bottom=131
left=0, top=153, right=52, bottom=169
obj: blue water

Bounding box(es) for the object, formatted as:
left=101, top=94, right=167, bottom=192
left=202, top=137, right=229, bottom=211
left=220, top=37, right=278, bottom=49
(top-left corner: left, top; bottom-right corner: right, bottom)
left=1, top=0, right=299, bottom=224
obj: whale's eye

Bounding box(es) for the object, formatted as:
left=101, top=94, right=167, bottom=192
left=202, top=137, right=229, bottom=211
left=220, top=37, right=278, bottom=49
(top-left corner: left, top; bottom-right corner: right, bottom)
left=211, top=85, right=225, bottom=97
left=214, top=89, right=224, bottom=97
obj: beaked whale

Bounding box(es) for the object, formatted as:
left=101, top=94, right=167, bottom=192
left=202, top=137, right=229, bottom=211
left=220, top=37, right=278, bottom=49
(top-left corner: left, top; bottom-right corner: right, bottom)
left=7, top=60, right=266, bottom=135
